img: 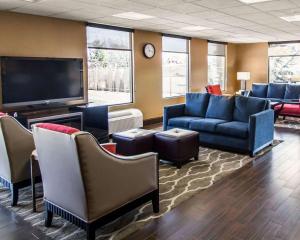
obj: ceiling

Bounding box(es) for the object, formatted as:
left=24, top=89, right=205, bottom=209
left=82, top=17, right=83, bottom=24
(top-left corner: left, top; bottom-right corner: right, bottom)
left=2, top=0, right=300, bottom=43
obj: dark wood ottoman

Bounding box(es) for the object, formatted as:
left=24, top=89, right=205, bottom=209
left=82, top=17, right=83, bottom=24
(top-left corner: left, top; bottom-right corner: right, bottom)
left=112, top=129, right=156, bottom=156
left=154, top=128, right=199, bottom=169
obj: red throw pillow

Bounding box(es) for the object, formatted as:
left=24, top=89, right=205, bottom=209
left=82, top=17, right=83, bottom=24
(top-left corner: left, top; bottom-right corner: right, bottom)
left=101, top=143, right=117, bottom=154
left=207, top=84, right=222, bottom=95
left=36, top=123, right=80, bottom=135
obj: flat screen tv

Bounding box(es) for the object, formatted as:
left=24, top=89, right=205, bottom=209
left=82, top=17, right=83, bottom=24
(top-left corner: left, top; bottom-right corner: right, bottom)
left=0, top=57, right=84, bottom=108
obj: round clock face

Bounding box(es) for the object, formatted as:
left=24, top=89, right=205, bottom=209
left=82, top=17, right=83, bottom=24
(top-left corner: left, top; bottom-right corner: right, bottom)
left=143, top=43, right=155, bottom=58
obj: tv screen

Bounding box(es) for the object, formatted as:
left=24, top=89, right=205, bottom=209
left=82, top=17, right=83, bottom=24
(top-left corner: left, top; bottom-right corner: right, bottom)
left=1, top=57, right=84, bottom=107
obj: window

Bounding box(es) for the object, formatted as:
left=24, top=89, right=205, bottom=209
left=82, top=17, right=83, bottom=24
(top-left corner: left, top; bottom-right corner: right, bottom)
left=86, top=25, right=133, bottom=105
left=269, top=42, right=300, bottom=83
left=208, top=42, right=227, bottom=90
left=162, top=35, right=189, bottom=98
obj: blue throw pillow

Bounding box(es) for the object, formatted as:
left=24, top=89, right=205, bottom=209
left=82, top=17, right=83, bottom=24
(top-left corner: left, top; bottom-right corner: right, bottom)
left=284, top=84, right=300, bottom=100
left=205, top=95, right=234, bottom=121
left=267, top=83, right=286, bottom=99
left=185, top=93, right=210, bottom=117
left=233, top=96, right=268, bottom=122
left=252, top=84, right=268, bottom=98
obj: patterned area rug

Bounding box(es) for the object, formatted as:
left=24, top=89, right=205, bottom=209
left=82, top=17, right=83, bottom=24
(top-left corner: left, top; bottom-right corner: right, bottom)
left=0, top=141, right=281, bottom=240
left=275, top=117, right=300, bottom=130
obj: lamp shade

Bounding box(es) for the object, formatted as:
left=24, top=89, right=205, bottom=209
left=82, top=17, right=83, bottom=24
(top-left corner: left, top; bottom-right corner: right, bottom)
left=237, top=72, right=250, bottom=81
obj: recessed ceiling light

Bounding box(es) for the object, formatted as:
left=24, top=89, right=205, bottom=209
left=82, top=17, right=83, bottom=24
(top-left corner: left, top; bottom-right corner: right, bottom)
left=112, top=12, right=155, bottom=20
left=281, top=15, right=300, bottom=22
left=22, top=0, right=42, bottom=2
left=181, top=26, right=212, bottom=31
left=238, top=0, right=272, bottom=4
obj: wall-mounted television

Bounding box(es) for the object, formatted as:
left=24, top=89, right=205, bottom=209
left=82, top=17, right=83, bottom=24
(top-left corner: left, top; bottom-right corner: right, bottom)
left=0, top=57, right=84, bottom=108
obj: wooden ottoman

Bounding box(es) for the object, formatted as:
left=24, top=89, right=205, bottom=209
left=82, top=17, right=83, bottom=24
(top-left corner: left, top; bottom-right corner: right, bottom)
left=112, top=128, right=156, bottom=156
left=154, top=128, right=199, bottom=168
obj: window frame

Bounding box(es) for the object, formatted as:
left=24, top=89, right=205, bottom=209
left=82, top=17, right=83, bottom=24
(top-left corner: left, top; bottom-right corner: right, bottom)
left=162, top=34, right=190, bottom=99
left=86, top=23, right=134, bottom=106
left=207, top=41, right=227, bottom=91
left=268, top=41, right=300, bottom=83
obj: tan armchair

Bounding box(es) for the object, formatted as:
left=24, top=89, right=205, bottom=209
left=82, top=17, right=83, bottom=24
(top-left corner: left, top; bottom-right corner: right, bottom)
left=32, top=123, right=159, bottom=240
left=0, top=115, right=39, bottom=206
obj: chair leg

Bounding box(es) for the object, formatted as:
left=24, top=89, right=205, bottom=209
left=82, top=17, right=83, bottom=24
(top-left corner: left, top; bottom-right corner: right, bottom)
left=176, top=162, right=182, bottom=169
left=152, top=190, right=160, bottom=213
left=45, top=210, right=53, bottom=227
left=11, top=185, right=18, bottom=207
left=86, top=224, right=95, bottom=240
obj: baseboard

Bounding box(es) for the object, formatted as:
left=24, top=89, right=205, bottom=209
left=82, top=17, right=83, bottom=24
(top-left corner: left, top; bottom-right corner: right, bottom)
left=143, top=117, right=163, bottom=126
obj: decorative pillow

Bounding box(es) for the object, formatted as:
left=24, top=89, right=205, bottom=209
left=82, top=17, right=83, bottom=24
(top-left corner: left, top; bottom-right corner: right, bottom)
left=185, top=93, right=210, bottom=117
left=267, top=83, right=286, bottom=99
left=205, top=95, right=234, bottom=121
left=101, top=143, right=117, bottom=154
left=0, top=112, right=7, bottom=117
left=233, top=96, right=268, bottom=122
left=206, top=84, right=222, bottom=95
left=36, top=123, right=80, bottom=135
left=252, top=84, right=268, bottom=98
left=284, top=84, right=300, bottom=100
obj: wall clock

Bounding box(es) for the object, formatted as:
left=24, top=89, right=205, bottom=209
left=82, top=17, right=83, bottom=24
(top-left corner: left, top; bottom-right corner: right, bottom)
left=143, top=43, right=155, bottom=59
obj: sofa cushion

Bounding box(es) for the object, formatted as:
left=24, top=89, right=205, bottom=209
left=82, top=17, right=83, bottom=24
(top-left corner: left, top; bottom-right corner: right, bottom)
left=252, top=84, right=268, bottom=98
left=185, top=93, right=210, bottom=117
left=189, top=118, right=226, bottom=133
left=216, top=121, right=249, bottom=139
left=168, top=116, right=201, bottom=129
left=284, top=84, right=300, bottom=100
left=233, top=96, right=268, bottom=122
left=36, top=123, right=80, bottom=135
left=267, top=83, right=286, bottom=99
left=206, top=95, right=234, bottom=121
left=266, top=98, right=282, bottom=102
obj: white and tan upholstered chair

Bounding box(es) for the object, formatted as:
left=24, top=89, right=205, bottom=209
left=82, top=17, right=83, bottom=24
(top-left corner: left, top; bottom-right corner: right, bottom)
left=32, top=123, right=159, bottom=240
left=0, top=114, right=40, bottom=206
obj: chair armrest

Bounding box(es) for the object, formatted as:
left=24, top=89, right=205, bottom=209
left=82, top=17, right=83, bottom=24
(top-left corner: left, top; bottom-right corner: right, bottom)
left=75, top=133, right=158, bottom=220
left=115, top=152, right=157, bottom=160
left=163, top=104, right=185, bottom=130
left=249, top=109, right=274, bottom=152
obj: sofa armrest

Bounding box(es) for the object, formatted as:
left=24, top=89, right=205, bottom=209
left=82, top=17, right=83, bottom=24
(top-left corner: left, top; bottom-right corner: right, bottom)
left=249, top=109, right=274, bottom=154
left=241, top=90, right=252, bottom=97
left=163, top=104, right=185, bottom=130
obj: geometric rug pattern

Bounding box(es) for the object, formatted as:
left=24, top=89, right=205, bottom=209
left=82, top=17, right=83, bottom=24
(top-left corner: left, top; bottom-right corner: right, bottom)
left=275, top=116, right=300, bottom=130
left=0, top=142, right=280, bottom=240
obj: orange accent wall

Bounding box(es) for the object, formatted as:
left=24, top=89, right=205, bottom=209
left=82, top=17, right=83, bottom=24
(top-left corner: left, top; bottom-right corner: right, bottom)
left=226, top=43, right=239, bottom=93
left=0, top=11, right=88, bottom=108
left=190, top=38, right=208, bottom=92
left=110, top=30, right=185, bottom=120
left=235, top=43, right=269, bottom=90
left=0, top=11, right=270, bottom=120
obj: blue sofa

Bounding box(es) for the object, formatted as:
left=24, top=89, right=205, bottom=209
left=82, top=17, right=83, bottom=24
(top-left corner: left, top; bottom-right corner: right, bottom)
left=246, top=83, right=300, bottom=102
left=163, top=93, right=274, bottom=156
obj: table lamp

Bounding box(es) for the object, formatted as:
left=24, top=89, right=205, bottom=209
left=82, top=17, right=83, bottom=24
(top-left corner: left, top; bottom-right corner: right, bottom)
left=237, top=72, right=250, bottom=91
